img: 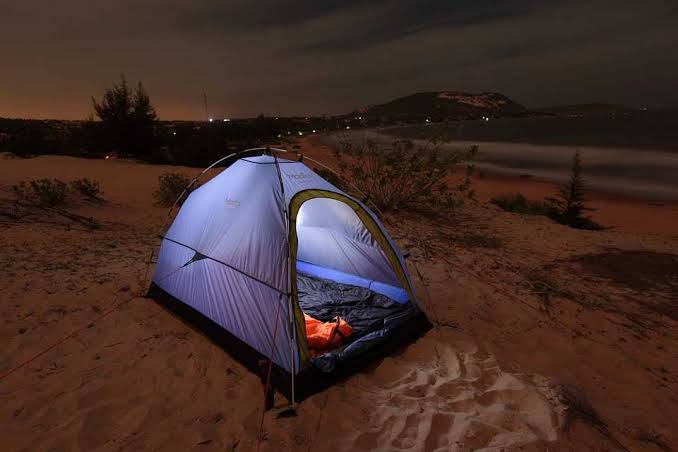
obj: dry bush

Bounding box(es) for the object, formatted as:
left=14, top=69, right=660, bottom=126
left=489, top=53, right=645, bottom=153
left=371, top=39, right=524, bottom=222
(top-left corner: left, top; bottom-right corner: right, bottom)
left=491, top=193, right=549, bottom=216
left=153, top=172, right=192, bottom=207
left=333, top=137, right=477, bottom=213
left=12, top=178, right=68, bottom=207
left=70, top=178, right=103, bottom=199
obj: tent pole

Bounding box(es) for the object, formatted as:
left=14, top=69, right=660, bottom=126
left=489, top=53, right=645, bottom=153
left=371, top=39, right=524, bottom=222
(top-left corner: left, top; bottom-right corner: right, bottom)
left=272, top=153, right=297, bottom=412
left=289, top=295, right=296, bottom=409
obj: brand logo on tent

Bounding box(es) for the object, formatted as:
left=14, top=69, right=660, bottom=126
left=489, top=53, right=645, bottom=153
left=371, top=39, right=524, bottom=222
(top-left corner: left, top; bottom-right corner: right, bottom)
left=288, top=172, right=313, bottom=181
left=225, top=198, right=240, bottom=208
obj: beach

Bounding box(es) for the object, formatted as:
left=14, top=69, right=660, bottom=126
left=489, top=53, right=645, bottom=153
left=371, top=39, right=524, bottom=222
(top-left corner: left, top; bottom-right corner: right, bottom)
left=1, top=143, right=677, bottom=451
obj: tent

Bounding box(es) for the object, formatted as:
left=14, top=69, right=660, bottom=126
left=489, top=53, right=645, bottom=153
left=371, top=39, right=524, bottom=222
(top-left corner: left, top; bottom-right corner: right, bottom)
left=147, top=149, right=430, bottom=403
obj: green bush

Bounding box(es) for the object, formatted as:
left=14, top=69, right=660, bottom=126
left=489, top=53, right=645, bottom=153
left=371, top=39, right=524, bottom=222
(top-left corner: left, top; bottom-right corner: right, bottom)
left=491, top=193, right=549, bottom=215
left=12, top=178, right=68, bottom=207
left=153, top=172, right=192, bottom=207
left=334, top=137, right=477, bottom=212
left=70, top=178, right=102, bottom=199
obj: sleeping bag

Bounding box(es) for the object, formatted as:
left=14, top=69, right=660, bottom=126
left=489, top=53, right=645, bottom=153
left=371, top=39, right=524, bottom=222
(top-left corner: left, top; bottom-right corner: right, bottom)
left=304, top=314, right=353, bottom=356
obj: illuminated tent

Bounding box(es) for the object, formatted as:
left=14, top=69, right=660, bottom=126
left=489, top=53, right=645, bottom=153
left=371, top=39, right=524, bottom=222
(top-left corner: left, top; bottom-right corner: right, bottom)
left=147, top=151, right=430, bottom=402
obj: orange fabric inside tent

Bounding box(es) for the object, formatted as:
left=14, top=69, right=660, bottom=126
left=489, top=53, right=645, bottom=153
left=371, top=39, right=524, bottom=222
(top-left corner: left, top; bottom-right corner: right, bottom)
left=304, top=314, right=353, bottom=356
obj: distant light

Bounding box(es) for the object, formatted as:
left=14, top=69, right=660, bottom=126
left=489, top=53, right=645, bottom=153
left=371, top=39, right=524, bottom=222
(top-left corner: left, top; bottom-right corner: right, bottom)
left=105, top=154, right=110, bottom=160
left=275, top=117, right=279, bottom=120
left=425, top=119, right=430, bottom=123
left=312, top=129, right=316, bottom=133
left=287, top=131, right=291, bottom=135
left=208, top=118, right=214, bottom=122
left=297, top=131, right=303, bottom=136
left=358, top=116, right=362, bottom=120
left=277, top=134, right=282, bottom=138
left=346, top=126, right=350, bottom=130
left=172, top=131, right=177, bottom=135
left=223, top=118, right=230, bottom=122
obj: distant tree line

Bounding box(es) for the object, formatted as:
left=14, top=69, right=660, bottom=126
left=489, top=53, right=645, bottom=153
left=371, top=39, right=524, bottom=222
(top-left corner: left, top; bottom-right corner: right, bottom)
left=0, top=75, right=288, bottom=167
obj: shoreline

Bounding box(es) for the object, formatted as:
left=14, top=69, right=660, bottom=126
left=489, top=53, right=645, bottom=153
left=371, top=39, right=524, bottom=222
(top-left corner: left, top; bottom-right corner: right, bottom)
left=320, top=131, right=678, bottom=202
left=304, top=134, right=678, bottom=236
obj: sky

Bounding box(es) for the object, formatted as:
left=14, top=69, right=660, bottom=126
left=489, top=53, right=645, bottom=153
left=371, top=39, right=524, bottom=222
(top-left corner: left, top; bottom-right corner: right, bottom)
left=1, top=0, right=677, bottom=120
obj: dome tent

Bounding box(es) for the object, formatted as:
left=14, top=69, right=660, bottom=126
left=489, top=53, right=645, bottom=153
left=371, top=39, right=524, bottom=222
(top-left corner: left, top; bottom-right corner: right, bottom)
left=147, top=148, right=431, bottom=403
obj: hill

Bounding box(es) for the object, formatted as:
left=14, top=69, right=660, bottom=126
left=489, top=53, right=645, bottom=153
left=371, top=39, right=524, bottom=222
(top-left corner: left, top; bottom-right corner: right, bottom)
left=358, top=91, right=528, bottom=122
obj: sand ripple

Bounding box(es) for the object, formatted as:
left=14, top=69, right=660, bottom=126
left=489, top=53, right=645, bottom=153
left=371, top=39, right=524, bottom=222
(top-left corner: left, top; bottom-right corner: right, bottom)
left=323, top=334, right=564, bottom=452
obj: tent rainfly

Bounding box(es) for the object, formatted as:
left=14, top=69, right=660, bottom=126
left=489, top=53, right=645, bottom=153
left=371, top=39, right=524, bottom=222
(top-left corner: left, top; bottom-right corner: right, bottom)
left=147, top=149, right=431, bottom=403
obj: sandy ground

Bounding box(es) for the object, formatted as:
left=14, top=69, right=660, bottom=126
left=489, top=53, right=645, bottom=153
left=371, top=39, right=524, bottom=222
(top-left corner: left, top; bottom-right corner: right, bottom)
left=1, top=146, right=677, bottom=451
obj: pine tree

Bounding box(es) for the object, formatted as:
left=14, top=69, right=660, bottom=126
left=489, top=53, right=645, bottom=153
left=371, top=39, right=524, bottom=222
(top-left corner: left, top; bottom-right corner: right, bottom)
left=546, top=151, right=602, bottom=229
left=92, top=75, right=157, bottom=157
left=130, top=81, right=157, bottom=156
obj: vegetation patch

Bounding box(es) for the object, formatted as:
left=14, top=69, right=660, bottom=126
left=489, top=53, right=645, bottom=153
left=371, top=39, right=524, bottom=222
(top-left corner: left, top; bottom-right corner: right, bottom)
left=491, top=193, right=549, bottom=216
left=332, top=137, right=477, bottom=213
left=153, top=172, right=193, bottom=207
left=11, top=177, right=106, bottom=207
left=12, top=178, right=68, bottom=207
left=70, top=178, right=103, bottom=199
left=492, top=152, right=604, bottom=230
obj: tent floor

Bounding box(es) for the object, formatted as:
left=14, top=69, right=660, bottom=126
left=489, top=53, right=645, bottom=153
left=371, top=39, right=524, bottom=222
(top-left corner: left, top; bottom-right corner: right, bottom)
left=146, top=282, right=431, bottom=402
left=298, top=273, right=412, bottom=343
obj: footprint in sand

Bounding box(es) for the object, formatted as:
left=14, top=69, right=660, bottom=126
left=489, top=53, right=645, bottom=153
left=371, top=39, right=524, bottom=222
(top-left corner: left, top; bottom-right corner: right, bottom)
left=341, top=335, right=564, bottom=452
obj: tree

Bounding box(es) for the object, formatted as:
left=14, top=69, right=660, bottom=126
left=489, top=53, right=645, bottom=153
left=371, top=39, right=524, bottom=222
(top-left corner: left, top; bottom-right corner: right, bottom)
left=92, top=75, right=157, bottom=158
left=546, top=151, right=603, bottom=230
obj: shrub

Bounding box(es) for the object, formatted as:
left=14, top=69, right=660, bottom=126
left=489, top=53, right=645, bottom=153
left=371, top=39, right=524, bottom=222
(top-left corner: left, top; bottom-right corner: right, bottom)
left=333, top=137, right=477, bottom=213
left=12, top=178, right=68, bottom=207
left=70, top=178, right=103, bottom=199
left=153, top=172, right=192, bottom=207
left=491, top=193, right=549, bottom=215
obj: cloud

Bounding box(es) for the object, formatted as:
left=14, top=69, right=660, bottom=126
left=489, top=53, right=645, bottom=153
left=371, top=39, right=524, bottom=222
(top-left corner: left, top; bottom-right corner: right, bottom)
left=0, top=0, right=676, bottom=119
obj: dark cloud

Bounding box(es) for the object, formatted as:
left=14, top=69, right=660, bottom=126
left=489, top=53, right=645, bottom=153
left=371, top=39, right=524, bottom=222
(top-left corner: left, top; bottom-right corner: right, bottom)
left=0, top=0, right=676, bottom=119
left=176, top=1, right=378, bottom=31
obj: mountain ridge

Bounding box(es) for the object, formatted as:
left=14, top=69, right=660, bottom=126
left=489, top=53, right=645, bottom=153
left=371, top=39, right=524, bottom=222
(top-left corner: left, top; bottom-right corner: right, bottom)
left=356, top=91, right=528, bottom=121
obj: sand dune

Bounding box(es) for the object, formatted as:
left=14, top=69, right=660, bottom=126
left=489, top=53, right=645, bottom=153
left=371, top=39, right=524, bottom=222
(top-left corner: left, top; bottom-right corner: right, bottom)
left=1, top=146, right=677, bottom=451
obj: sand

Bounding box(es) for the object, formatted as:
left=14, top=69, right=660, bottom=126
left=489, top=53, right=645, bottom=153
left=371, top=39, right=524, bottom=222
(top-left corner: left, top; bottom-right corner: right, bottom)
left=1, top=146, right=677, bottom=451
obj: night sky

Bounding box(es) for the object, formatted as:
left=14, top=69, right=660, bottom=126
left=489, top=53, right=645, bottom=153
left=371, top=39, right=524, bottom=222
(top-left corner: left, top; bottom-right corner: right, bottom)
left=2, top=1, right=677, bottom=120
